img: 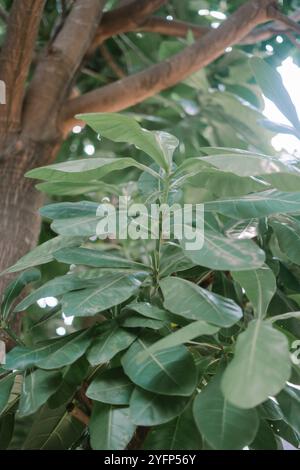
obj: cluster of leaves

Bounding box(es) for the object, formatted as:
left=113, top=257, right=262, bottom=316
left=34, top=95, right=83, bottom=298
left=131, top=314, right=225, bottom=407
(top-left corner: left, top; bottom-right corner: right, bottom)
left=1, top=57, right=300, bottom=450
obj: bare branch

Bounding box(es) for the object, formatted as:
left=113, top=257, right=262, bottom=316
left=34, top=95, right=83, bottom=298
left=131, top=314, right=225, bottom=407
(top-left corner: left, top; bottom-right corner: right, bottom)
left=0, top=0, right=46, bottom=133
left=63, top=0, right=276, bottom=131
left=91, top=0, right=167, bottom=49
left=22, top=0, right=106, bottom=141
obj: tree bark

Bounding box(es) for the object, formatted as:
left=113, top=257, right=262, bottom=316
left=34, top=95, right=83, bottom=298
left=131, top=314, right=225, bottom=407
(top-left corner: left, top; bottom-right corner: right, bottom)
left=0, top=134, right=61, bottom=292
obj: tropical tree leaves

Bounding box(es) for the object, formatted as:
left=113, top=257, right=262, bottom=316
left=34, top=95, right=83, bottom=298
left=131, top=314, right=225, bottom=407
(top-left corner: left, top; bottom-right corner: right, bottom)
left=160, top=277, right=242, bottom=327
left=89, top=403, right=136, bottom=451
left=222, top=320, right=291, bottom=408
left=121, top=333, right=197, bottom=397
left=77, top=113, right=179, bottom=171
left=193, top=371, right=259, bottom=450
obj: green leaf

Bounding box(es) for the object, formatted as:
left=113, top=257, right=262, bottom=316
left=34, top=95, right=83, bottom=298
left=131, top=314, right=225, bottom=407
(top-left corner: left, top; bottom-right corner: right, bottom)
left=270, top=216, right=300, bottom=265
left=121, top=315, right=164, bottom=330
left=123, top=302, right=173, bottom=322
left=87, top=325, right=136, bottom=365
left=21, top=404, right=84, bottom=450
left=2, top=236, right=84, bottom=275
left=232, top=265, right=276, bottom=318
left=54, top=247, right=148, bottom=271
left=250, top=419, right=278, bottom=450
left=143, top=404, right=202, bottom=450
left=205, top=190, right=300, bottom=220
left=14, top=274, right=99, bottom=312
left=19, top=369, right=62, bottom=417
left=129, top=387, right=188, bottom=426
left=26, top=156, right=160, bottom=182
left=4, top=329, right=93, bottom=370
left=48, top=357, right=90, bottom=408
left=87, top=368, right=134, bottom=405
left=200, top=152, right=295, bottom=177
left=62, top=273, right=141, bottom=317
left=89, top=403, right=136, bottom=450
left=160, top=277, right=242, bottom=327
left=121, top=333, right=197, bottom=396
left=0, top=373, right=15, bottom=415
left=250, top=57, right=300, bottom=130
left=193, top=371, right=259, bottom=450
left=36, top=181, right=120, bottom=196
left=276, top=385, right=300, bottom=434
left=1, top=269, right=40, bottom=320
left=147, top=321, right=219, bottom=354
left=40, top=201, right=99, bottom=219
left=77, top=113, right=179, bottom=171
left=222, top=320, right=291, bottom=408
left=182, top=227, right=265, bottom=271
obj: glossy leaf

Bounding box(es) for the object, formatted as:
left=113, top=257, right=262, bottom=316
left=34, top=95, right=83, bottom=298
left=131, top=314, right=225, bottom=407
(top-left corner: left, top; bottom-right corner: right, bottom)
left=160, top=277, right=242, bottom=327
left=193, top=371, right=259, bottom=450
left=122, top=333, right=197, bottom=396
left=4, top=329, right=93, bottom=370
left=1, top=269, right=40, bottom=320
left=0, top=373, right=15, bottom=415
left=143, top=404, right=202, bottom=450
left=232, top=265, right=276, bottom=318
left=147, top=321, right=219, bottom=353
left=62, top=273, right=141, bottom=317
left=222, top=320, right=291, bottom=408
left=87, top=325, right=136, bottom=365
left=89, top=403, right=136, bottom=450
left=19, top=369, right=62, bottom=417
left=129, top=387, right=188, bottom=426
left=77, top=113, right=179, bottom=171
left=87, top=368, right=134, bottom=405
left=2, top=236, right=84, bottom=275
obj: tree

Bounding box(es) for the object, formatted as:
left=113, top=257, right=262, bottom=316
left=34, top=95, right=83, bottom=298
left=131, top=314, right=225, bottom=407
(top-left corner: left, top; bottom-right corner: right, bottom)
left=0, top=0, right=299, bottom=289
left=1, top=0, right=300, bottom=451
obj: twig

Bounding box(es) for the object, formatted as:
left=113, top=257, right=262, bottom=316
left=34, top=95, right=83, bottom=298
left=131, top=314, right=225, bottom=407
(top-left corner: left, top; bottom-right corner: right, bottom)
left=68, top=404, right=90, bottom=426
left=99, top=43, right=126, bottom=78
left=286, top=31, right=300, bottom=50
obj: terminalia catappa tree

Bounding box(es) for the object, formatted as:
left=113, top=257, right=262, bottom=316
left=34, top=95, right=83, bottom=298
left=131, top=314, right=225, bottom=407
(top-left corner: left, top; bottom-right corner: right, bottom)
left=1, top=0, right=300, bottom=450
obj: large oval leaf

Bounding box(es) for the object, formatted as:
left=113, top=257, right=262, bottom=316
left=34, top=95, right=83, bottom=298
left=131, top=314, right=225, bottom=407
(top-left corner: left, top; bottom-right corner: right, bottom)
left=62, top=273, right=141, bottom=317
left=193, top=371, right=259, bottom=450
left=222, top=320, right=291, bottom=408
left=129, top=387, right=188, bottom=426
left=87, top=326, right=136, bottom=366
left=87, top=368, right=134, bottom=405
left=160, top=277, right=242, bottom=327
left=89, top=403, right=136, bottom=450
left=121, top=333, right=197, bottom=396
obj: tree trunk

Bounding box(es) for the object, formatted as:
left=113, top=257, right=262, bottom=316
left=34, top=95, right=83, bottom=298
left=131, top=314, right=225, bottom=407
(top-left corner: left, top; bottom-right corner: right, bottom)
left=0, top=133, right=61, bottom=294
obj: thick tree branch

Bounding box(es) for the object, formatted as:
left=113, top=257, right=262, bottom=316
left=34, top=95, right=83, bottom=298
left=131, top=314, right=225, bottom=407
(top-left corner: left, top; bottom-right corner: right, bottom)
left=0, top=0, right=46, bottom=133
left=132, top=9, right=300, bottom=45
left=90, top=0, right=167, bottom=49
left=268, top=5, right=300, bottom=34
left=63, top=0, right=277, bottom=131
left=22, top=0, right=106, bottom=141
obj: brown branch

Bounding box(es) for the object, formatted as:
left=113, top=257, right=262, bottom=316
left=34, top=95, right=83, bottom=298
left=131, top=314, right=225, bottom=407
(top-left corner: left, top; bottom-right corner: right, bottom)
left=0, top=0, right=46, bottom=133
left=137, top=9, right=300, bottom=45
left=62, top=0, right=277, bottom=131
left=22, top=0, right=106, bottom=141
left=90, top=0, right=167, bottom=49
left=68, top=405, right=90, bottom=426
left=268, top=5, right=300, bottom=34
left=99, top=44, right=126, bottom=78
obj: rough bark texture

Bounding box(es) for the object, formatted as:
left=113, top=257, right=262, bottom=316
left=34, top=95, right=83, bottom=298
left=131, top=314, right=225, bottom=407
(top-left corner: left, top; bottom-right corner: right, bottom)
left=0, top=134, right=61, bottom=292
